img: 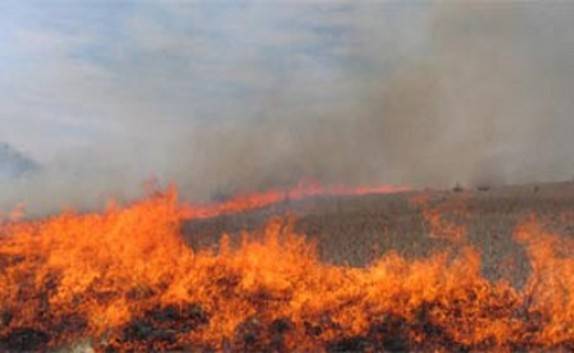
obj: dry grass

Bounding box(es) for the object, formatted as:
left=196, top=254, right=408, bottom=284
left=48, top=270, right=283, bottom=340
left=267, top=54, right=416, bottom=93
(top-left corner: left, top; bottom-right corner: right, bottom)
left=183, top=181, right=574, bottom=288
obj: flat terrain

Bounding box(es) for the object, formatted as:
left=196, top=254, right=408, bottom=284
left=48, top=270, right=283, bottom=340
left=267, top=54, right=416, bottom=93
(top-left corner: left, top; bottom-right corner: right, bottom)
left=184, top=181, right=574, bottom=288
left=3, top=181, right=574, bottom=352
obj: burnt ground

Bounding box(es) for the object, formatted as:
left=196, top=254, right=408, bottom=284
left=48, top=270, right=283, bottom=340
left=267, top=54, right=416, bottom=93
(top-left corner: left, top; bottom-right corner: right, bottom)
left=184, top=181, right=574, bottom=289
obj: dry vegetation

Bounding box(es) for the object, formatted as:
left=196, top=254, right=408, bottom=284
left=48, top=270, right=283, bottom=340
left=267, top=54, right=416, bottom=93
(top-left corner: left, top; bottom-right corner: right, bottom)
left=4, top=181, right=574, bottom=352
left=184, top=181, right=574, bottom=289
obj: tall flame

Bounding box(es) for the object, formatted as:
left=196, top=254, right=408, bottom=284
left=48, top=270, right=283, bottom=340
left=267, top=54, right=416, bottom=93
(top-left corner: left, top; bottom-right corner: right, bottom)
left=0, top=187, right=573, bottom=352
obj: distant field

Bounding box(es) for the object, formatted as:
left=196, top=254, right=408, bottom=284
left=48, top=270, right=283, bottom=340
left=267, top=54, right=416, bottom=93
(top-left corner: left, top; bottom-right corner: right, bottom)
left=184, top=181, right=574, bottom=288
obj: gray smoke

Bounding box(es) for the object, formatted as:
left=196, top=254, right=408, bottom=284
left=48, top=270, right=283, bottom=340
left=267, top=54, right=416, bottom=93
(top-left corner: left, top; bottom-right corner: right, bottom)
left=0, top=143, right=38, bottom=179
left=2, top=1, right=574, bottom=215
left=177, top=1, right=574, bottom=194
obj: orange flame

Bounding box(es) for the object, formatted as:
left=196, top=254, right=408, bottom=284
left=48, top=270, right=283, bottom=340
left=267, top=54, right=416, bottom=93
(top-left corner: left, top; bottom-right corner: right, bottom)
left=182, top=182, right=410, bottom=219
left=411, top=193, right=470, bottom=244
left=0, top=188, right=573, bottom=352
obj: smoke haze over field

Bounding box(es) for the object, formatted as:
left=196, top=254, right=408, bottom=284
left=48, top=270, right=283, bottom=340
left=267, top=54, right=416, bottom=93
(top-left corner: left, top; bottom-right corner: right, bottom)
left=1, top=1, right=574, bottom=214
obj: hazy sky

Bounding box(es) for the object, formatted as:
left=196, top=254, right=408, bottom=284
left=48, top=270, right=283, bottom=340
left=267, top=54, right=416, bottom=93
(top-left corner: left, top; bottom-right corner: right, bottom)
left=0, top=0, right=429, bottom=161
left=2, top=1, right=574, bottom=213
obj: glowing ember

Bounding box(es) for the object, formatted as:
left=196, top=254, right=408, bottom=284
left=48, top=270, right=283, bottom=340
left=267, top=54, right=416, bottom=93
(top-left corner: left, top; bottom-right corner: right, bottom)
left=0, top=188, right=573, bottom=352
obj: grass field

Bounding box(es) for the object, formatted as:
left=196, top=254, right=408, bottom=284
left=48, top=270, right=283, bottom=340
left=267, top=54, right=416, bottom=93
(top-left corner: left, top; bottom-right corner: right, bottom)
left=4, top=181, right=574, bottom=352
left=184, top=181, right=574, bottom=289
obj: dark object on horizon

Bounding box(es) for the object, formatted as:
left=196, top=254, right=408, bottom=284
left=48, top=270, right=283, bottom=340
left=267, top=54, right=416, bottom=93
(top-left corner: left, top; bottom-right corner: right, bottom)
left=533, top=185, right=540, bottom=193
left=452, top=183, right=464, bottom=193
left=477, top=185, right=491, bottom=192
left=0, top=143, right=39, bottom=179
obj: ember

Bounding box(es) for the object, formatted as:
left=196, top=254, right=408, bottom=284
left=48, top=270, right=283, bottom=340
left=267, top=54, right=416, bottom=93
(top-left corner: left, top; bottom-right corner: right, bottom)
left=0, top=187, right=574, bottom=352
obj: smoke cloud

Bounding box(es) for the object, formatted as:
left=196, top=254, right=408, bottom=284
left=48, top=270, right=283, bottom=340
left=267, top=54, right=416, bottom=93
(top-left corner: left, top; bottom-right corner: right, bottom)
left=1, top=1, right=574, bottom=215
left=176, top=1, right=574, bottom=194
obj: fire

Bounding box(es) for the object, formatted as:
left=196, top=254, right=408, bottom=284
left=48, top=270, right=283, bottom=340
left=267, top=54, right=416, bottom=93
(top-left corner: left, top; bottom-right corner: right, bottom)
left=182, top=181, right=410, bottom=219
left=410, top=193, right=470, bottom=244
left=0, top=187, right=573, bottom=352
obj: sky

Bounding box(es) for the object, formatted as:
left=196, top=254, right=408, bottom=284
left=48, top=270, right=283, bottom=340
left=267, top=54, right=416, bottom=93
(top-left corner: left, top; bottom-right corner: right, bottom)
left=1, top=1, right=574, bottom=214
left=0, top=0, right=429, bottom=161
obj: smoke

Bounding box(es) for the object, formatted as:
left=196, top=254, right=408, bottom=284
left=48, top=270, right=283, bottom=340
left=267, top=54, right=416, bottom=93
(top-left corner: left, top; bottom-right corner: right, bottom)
left=2, top=1, right=574, bottom=215
left=176, top=1, right=574, bottom=194
left=0, top=143, right=38, bottom=179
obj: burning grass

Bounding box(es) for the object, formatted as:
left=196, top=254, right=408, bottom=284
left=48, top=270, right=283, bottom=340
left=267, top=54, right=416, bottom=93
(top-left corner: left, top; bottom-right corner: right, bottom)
left=1, top=186, right=574, bottom=352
